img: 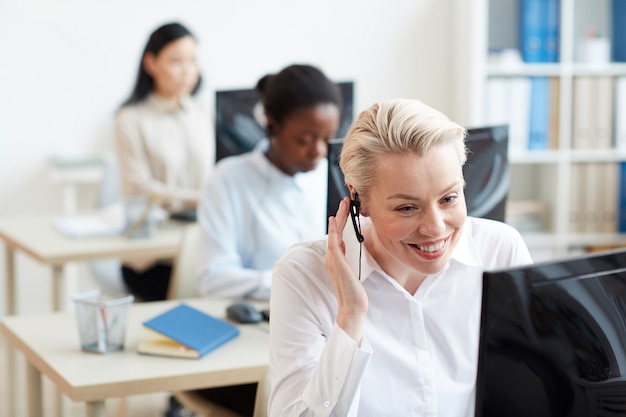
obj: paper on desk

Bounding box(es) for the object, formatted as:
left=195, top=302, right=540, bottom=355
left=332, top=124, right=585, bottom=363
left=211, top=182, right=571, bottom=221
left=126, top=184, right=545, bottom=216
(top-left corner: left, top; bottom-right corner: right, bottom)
left=53, top=203, right=125, bottom=238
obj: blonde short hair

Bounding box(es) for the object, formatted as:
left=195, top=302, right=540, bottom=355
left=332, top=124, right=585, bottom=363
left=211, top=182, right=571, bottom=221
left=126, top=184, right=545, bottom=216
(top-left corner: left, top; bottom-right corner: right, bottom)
left=339, top=99, right=467, bottom=199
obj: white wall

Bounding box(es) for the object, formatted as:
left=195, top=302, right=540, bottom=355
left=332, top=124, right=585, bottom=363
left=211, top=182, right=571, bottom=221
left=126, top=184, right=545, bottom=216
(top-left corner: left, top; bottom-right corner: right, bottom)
left=0, top=0, right=457, bottom=215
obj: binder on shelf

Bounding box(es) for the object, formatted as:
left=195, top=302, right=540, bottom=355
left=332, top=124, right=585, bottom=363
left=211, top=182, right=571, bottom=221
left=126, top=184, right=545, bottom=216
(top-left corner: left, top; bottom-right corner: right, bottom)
left=612, top=0, right=626, bottom=62
left=548, top=77, right=560, bottom=149
left=615, top=77, right=626, bottom=150
left=569, top=163, right=584, bottom=234
left=520, top=0, right=560, bottom=63
left=485, top=78, right=510, bottom=127
left=619, top=162, right=626, bottom=233
left=594, top=76, right=614, bottom=150
left=572, top=77, right=595, bottom=149
left=583, top=163, right=601, bottom=233
left=137, top=303, right=240, bottom=359
left=543, top=0, right=560, bottom=62
left=528, top=77, right=550, bottom=150
left=602, top=163, right=619, bottom=233
left=485, top=77, right=531, bottom=154
left=573, top=76, right=613, bottom=150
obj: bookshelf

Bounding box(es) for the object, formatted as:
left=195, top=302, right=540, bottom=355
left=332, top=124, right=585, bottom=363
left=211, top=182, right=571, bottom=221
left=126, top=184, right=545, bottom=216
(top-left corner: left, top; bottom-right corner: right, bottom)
left=457, top=0, right=626, bottom=259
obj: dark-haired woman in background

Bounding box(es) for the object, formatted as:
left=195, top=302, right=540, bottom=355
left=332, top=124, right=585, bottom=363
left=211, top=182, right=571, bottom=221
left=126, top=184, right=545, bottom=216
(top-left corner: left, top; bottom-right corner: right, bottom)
left=176, top=64, right=341, bottom=417
left=114, top=22, right=214, bottom=302
left=197, top=63, right=341, bottom=301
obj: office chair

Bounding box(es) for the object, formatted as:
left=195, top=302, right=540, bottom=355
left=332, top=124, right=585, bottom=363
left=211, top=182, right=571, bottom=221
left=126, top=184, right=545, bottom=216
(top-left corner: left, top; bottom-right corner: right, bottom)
left=167, top=222, right=202, bottom=299
left=167, top=223, right=271, bottom=417
left=89, top=156, right=126, bottom=293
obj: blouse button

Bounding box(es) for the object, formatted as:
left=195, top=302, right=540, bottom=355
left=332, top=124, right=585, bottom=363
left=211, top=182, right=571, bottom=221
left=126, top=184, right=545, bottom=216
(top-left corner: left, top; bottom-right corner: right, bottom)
left=324, top=401, right=331, bottom=408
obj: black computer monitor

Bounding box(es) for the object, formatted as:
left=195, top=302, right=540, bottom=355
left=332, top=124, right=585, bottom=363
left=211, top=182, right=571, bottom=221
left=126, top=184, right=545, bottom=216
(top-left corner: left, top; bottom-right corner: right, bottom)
left=476, top=248, right=626, bottom=416
left=215, top=82, right=355, bottom=162
left=325, top=124, right=510, bottom=223
left=326, top=138, right=349, bottom=220
left=463, top=125, right=509, bottom=222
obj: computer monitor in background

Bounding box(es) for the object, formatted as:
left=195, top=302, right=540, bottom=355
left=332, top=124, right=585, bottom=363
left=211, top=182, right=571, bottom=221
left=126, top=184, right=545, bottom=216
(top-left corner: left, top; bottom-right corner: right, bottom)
left=463, top=125, right=509, bottom=222
left=476, top=248, right=626, bottom=416
left=326, top=138, right=349, bottom=220
left=325, top=124, right=510, bottom=224
left=215, top=82, right=355, bottom=162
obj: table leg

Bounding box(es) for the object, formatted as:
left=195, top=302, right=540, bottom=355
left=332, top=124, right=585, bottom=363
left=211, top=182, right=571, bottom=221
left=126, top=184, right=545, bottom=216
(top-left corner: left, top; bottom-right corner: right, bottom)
left=3, top=338, right=17, bottom=417
left=51, top=263, right=71, bottom=417
left=25, top=361, right=42, bottom=417
left=86, top=400, right=106, bottom=417
left=52, top=264, right=67, bottom=311
left=5, top=245, right=16, bottom=417
left=5, top=245, right=15, bottom=315
left=62, top=183, right=78, bottom=216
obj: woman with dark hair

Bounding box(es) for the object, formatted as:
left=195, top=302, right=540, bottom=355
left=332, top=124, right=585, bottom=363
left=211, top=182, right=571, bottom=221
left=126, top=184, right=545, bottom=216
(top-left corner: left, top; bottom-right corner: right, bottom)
left=174, top=63, right=341, bottom=417
left=197, top=63, right=341, bottom=301
left=114, top=22, right=214, bottom=302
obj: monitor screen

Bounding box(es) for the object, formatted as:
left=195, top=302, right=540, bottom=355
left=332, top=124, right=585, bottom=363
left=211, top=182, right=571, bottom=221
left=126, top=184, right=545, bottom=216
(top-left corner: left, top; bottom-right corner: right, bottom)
left=215, top=82, right=355, bottom=162
left=325, top=124, right=510, bottom=224
left=463, top=125, right=509, bottom=222
left=476, top=249, right=626, bottom=416
left=327, top=138, right=349, bottom=221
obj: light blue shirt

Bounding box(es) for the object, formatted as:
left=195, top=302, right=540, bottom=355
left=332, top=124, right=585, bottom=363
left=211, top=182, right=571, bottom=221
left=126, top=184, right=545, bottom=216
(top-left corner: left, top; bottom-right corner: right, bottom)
left=197, top=140, right=328, bottom=300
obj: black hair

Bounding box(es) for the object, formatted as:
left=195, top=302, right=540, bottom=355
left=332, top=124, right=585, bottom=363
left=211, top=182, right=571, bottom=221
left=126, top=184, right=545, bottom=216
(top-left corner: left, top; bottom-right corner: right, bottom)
left=255, top=64, right=342, bottom=134
left=120, top=22, right=202, bottom=108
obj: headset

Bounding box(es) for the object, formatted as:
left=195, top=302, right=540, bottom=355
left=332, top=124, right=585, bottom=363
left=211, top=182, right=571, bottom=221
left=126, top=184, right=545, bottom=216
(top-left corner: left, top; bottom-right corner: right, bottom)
left=349, top=191, right=364, bottom=280
left=349, top=191, right=364, bottom=243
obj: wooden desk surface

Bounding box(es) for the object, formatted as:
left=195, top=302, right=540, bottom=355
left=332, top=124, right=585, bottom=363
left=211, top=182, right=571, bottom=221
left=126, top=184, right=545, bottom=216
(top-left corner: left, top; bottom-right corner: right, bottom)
left=0, top=298, right=269, bottom=402
left=0, top=214, right=186, bottom=264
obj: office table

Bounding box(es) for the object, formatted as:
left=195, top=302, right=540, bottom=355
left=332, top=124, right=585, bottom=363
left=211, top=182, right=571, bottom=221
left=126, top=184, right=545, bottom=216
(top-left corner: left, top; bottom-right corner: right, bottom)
left=0, top=213, right=187, bottom=417
left=0, top=213, right=186, bottom=314
left=1, top=297, right=270, bottom=417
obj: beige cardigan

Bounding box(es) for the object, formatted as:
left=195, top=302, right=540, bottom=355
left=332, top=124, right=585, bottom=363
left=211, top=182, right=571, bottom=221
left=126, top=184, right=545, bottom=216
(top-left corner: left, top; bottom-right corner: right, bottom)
left=115, top=93, right=215, bottom=213
left=114, top=93, right=214, bottom=270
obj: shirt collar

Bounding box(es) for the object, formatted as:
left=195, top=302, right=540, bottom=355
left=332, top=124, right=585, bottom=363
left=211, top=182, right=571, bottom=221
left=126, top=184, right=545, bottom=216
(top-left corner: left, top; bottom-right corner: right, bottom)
left=146, top=93, right=193, bottom=113
left=449, top=217, right=484, bottom=267
left=341, top=216, right=483, bottom=283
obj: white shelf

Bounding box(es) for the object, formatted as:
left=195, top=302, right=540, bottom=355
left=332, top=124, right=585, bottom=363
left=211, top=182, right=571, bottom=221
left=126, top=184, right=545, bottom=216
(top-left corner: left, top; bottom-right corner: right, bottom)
left=565, top=233, right=626, bottom=247
left=509, top=150, right=562, bottom=164
left=487, top=63, right=563, bottom=77
left=487, top=63, right=626, bottom=77
left=465, top=0, right=626, bottom=258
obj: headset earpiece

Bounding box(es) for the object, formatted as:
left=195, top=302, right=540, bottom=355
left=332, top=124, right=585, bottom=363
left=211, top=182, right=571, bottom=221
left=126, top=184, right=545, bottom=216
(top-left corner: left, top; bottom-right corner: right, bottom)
left=349, top=192, right=365, bottom=243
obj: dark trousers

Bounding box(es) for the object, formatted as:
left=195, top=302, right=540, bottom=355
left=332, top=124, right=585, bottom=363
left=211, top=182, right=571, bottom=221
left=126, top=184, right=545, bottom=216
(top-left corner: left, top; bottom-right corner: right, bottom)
left=195, top=383, right=258, bottom=416
left=121, top=262, right=172, bottom=302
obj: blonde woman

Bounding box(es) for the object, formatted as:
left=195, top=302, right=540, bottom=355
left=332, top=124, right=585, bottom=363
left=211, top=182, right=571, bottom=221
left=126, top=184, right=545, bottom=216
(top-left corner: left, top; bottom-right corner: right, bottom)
left=268, top=99, right=533, bottom=417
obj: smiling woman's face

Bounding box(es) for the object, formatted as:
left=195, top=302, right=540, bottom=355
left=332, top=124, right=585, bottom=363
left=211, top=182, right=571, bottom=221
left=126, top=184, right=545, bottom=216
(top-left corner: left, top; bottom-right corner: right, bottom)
left=363, top=143, right=467, bottom=282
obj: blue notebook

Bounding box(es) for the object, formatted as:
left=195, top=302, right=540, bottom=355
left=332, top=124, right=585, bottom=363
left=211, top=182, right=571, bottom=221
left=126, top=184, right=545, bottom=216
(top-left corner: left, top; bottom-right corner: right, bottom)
left=137, top=303, right=240, bottom=359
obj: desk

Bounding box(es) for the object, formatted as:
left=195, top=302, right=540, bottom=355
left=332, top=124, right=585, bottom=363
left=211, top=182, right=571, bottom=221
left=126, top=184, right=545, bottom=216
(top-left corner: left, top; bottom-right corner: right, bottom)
left=1, top=298, right=270, bottom=417
left=0, top=214, right=186, bottom=417
left=0, top=214, right=185, bottom=314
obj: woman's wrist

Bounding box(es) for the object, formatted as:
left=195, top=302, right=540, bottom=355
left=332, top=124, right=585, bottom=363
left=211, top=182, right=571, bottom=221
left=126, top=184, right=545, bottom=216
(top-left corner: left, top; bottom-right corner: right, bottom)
left=336, top=310, right=366, bottom=346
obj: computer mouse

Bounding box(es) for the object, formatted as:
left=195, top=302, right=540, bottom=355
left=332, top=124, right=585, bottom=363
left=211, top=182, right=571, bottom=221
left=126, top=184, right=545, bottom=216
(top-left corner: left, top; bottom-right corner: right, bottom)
left=226, top=302, right=263, bottom=324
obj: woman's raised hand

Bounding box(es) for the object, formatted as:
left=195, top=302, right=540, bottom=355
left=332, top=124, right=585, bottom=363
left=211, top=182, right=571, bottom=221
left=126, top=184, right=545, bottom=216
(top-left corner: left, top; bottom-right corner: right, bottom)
left=324, top=197, right=369, bottom=344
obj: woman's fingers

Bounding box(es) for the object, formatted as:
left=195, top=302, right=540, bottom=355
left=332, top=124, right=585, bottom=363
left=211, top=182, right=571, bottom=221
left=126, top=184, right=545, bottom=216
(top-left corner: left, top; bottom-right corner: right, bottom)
left=325, top=198, right=368, bottom=342
left=327, top=197, right=350, bottom=254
